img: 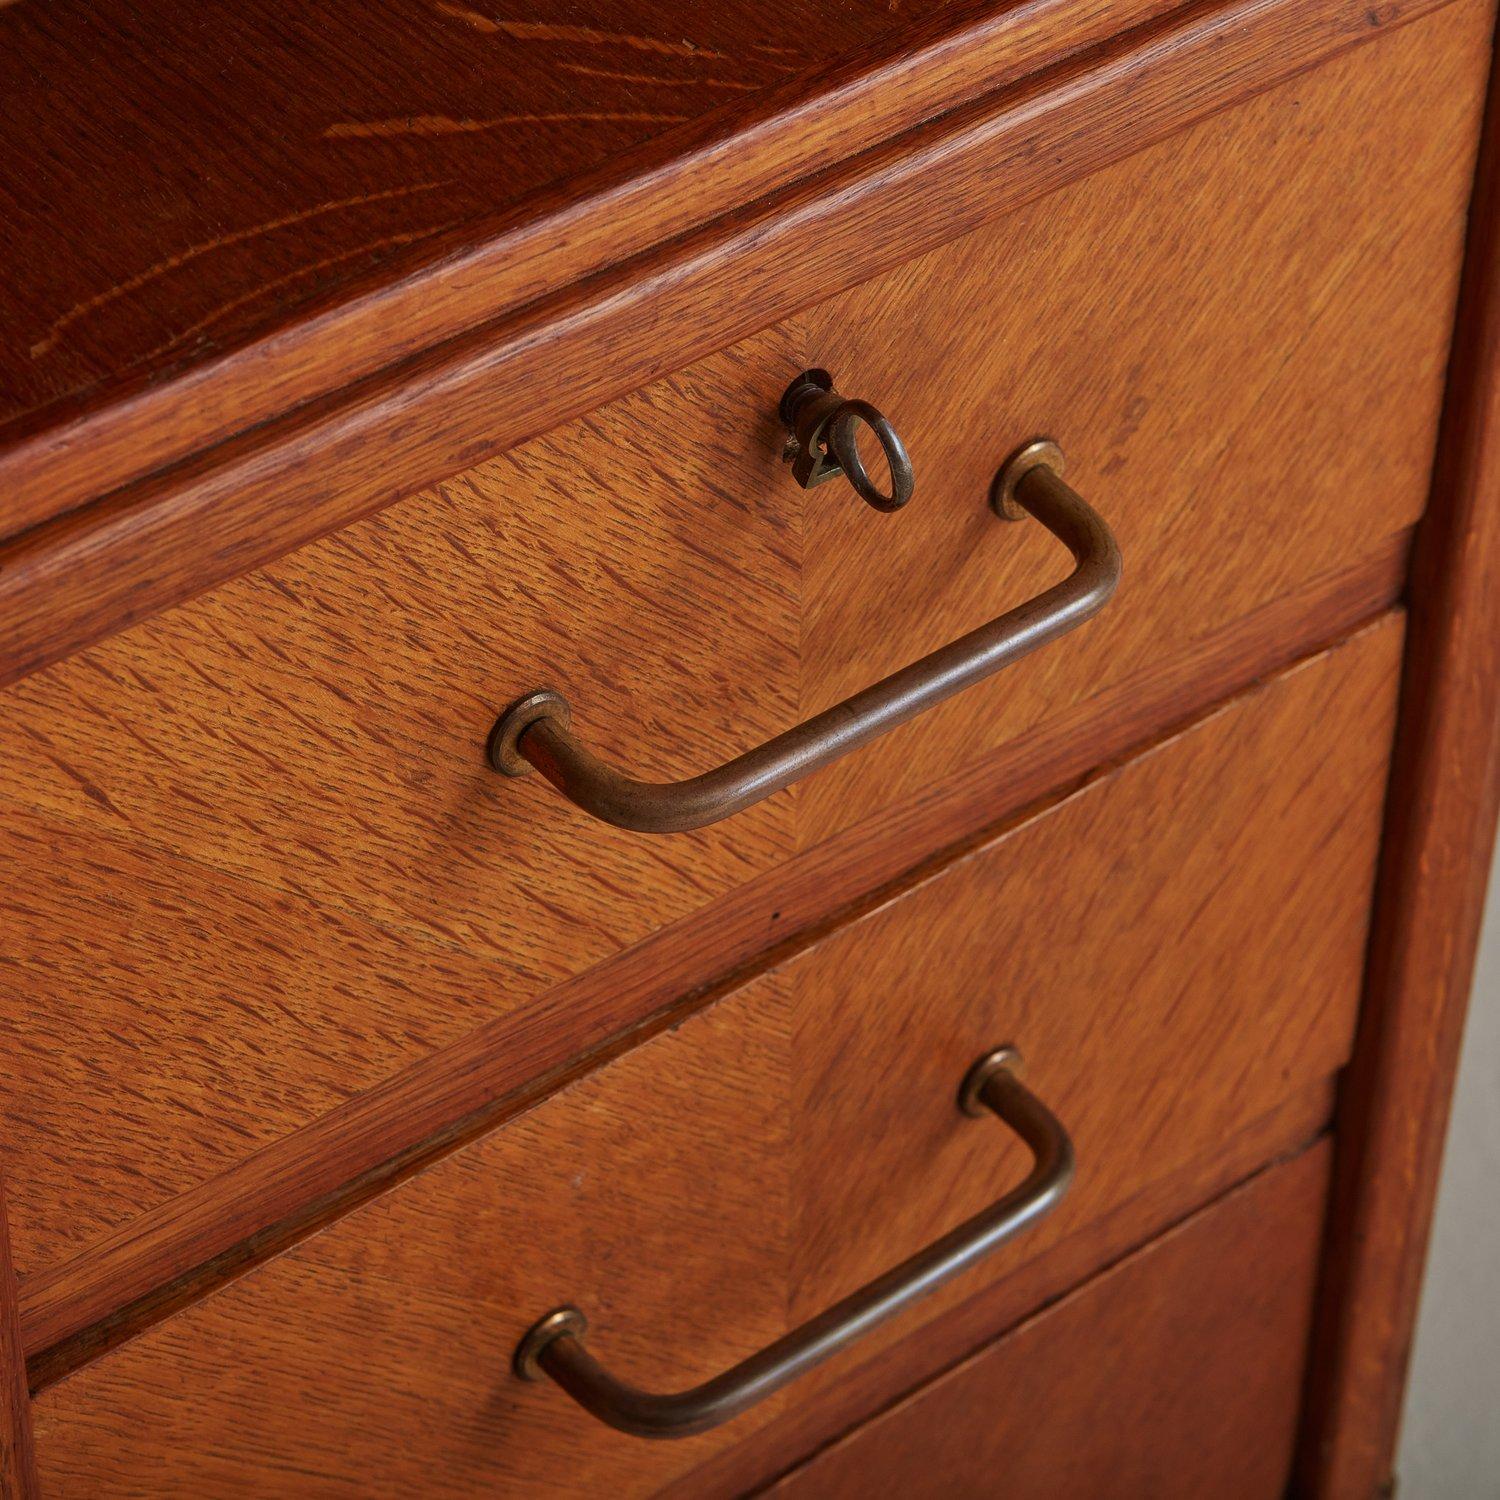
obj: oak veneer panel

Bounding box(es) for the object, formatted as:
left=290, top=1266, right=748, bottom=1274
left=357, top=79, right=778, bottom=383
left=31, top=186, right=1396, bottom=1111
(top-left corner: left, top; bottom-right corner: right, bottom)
left=765, top=1142, right=1332, bottom=1500
left=0, top=340, right=796, bottom=1268
left=0, top=0, right=909, bottom=436
left=0, top=18, right=1452, bottom=1279
left=32, top=620, right=1395, bottom=1494
left=33, top=983, right=795, bottom=1499
left=0, top=339, right=797, bottom=958
left=797, top=0, right=1488, bottom=845
left=672, top=1081, right=1334, bottom=1499
left=1, top=8, right=1465, bottom=990
left=16, top=534, right=1404, bottom=1380
left=0, top=0, right=1206, bottom=531
left=759, top=613, right=1400, bottom=1394
left=0, top=808, right=577, bottom=1267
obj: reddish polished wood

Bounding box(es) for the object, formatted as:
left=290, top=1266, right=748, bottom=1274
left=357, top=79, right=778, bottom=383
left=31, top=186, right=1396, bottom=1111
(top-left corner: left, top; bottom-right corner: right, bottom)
left=0, top=1178, right=37, bottom=1500
left=795, top=0, right=1482, bottom=842
left=0, top=0, right=1467, bottom=687
left=0, top=0, right=1494, bottom=1487
left=767, top=1144, right=1332, bottom=1499
left=0, top=6, right=1470, bottom=1280
left=0, top=339, right=802, bottom=1272
left=1298, top=24, right=1500, bottom=1498
left=30, top=614, right=1382, bottom=1490
left=671, top=1083, right=1334, bottom=1498
left=0, top=0, right=1190, bottom=531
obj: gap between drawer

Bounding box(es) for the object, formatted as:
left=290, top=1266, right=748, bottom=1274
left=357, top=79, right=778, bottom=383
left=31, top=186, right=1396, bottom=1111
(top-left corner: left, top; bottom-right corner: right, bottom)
left=19, top=533, right=1407, bottom=1391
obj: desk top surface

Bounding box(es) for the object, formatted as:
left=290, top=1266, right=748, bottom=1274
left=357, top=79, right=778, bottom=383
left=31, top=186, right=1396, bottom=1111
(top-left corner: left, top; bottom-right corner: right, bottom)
left=1, top=0, right=943, bottom=448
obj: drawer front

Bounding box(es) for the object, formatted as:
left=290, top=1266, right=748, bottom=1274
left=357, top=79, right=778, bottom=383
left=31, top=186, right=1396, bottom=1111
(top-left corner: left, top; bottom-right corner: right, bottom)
left=0, top=3, right=1483, bottom=1277
left=765, top=1142, right=1332, bottom=1500
left=792, top=0, right=1485, bottom=847
left=0, top=344, right=804, bottom=1269
left=33, top=619, right=1398, bottom=1496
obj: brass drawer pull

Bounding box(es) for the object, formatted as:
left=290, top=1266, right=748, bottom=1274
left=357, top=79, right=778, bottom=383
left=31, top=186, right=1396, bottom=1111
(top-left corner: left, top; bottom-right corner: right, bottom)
left=512, top=1046, right=1073, bottom=1439
left=489, top=437, right=1120, bottom=833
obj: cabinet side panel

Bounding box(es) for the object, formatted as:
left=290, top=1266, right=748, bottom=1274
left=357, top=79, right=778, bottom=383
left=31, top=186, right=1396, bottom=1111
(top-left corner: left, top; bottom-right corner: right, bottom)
left=1297, top=17, right=1500, bottom=1497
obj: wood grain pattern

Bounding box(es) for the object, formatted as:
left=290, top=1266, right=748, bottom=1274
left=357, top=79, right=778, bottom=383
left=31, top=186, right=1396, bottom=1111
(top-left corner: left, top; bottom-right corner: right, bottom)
left=772, top=615, right=1397, bottom=1370
left=1297, top=24, right=1500, bottom=1498
left=0, top=1178, right=37, bottom=1500
left=1, top=0, right=1198, bottom=528
left=0, top=15, right=1458, bottom=1285
left=670, top=1081, right=1334, bottom=1499
left=0, top=8, right=1452, bottom=1290
left=797, top=0, right=1484, bottom=840
left=0, top=0, right=901, bottom=438
left=0, top=339, right=799, bottom=1270
left=15, top=537, right=1403, bottom=1386
left=0, top=3, right=1490, bottom=1489
left=765, top=1142, right=1332, bottom=1500
left=0, top=0, right=1466, bottom=687
left=35, top=989, right=796, bottom=1498
left=30, top=620, right=1397, bottom=1494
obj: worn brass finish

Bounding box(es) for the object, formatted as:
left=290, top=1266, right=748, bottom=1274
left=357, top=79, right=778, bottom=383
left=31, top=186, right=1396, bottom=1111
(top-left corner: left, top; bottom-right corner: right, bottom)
left=513, top=1307, right=589, bottom=1382
left=511, top=1046, right=1073, bottom=1439
left=488, top=438, right=1120, bottom=833
left=779, top=369, right=915, bottom=511
left=993, top=437, right=1066, bottom=520
left=487, top=689, right=572, bottom=777
left=958, top=1043, right=1025, bottom=1115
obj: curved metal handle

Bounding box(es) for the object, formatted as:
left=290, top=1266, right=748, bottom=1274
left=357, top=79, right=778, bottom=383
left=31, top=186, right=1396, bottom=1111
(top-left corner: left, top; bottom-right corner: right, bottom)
left=489, top=438, right=1120, bottom=833
left=512, top=1046, right=1074, bottom=1439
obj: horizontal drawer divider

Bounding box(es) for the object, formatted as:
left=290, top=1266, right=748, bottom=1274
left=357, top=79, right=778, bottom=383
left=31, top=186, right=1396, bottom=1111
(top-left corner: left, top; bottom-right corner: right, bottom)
left=18, top=539, right=1406, bottom=1391
left=734, top=1104, right=1336, bottom=1498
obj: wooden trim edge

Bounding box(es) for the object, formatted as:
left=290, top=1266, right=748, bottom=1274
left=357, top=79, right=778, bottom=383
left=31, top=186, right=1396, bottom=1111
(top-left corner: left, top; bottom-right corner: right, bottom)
left=0, top=1178, right=38, bottom=1500
left=0, top=0, right=1451, bottom=689
left=17, top=548, right=1406, bottom=1390
left=0, top=0, right=1190, bottom=535
left=1296, top=16, right=1500, bottom=1495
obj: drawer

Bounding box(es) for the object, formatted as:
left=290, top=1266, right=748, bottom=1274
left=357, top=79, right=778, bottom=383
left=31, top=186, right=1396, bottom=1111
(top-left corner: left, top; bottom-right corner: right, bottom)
left=764, top=1142, right=1332, bottom=1500
left=32, top=618, right=1398, bottom=1495
left=790, top=0, right=1484, bottom=846
left=0, top=3, right=1482, bottom=1275
left=0, top=346, right=805, bottom=1269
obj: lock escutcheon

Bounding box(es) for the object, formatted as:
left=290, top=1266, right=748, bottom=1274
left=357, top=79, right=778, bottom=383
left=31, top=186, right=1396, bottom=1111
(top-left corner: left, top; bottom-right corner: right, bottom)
left=779, top=368, right=915, bottom=512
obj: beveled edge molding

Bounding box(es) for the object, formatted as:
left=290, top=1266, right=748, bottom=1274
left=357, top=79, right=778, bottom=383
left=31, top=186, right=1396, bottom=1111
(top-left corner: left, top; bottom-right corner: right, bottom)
left=16, top=547, right=1407, bottom=1392
left=0, top=0, right=1188, bottom=537
left=0, top=0, right=1452, bottom=690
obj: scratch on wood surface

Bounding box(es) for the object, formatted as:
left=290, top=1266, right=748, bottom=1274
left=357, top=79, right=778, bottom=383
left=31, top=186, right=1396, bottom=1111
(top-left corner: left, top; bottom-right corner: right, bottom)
left=137, top=223, right=467, bottom=366
left=30, top=182, right=449, bottom=359
left=557, top=62, right=759, bottom=89
left=433, top=3, right=726, bottom=58
left=325, top=112, right=690, bottom=139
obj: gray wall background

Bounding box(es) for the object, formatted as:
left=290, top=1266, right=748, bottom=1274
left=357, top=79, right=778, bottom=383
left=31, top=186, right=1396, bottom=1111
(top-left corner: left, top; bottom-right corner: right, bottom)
left=1395, top=862, right=1500, bottom=1496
